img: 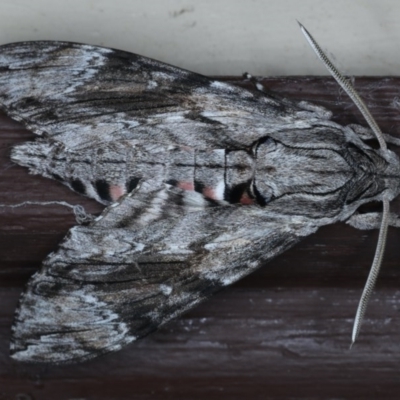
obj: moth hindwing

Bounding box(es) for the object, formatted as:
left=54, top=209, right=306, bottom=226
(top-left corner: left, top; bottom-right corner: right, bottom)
left=0, top=41, right=399, bottom=363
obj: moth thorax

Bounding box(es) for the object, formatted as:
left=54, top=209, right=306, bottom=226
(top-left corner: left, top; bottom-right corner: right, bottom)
left=253, top=135, right=352, bottom=203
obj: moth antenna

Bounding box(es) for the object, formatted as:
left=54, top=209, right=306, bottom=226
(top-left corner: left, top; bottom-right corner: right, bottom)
left=350, top=198, right=390, bottom=347
left=298, top=21, right=387, bottom=151
left=298, top=21, right=392, bottom=345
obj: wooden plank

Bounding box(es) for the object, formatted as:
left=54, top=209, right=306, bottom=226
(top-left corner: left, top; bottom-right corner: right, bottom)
left=1, top=76, right=400, bottom=399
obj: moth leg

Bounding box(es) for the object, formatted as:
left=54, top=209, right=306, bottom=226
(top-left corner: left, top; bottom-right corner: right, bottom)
left=242, top=73, right=332, bottom=119
left=346, top=211, right=400, bottom=230
left=347, top=124, right=400, bottom=147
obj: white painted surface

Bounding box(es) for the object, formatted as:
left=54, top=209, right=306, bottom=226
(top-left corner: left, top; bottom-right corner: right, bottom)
left=0, top=0, right=399, bottom=76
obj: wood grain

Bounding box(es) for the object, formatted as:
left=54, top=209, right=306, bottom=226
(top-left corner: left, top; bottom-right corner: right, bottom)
left=1, top=76, right=400, bottom=399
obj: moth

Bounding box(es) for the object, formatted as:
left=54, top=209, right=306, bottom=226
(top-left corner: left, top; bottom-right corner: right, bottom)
left=1, top=24, right=398, bottom=364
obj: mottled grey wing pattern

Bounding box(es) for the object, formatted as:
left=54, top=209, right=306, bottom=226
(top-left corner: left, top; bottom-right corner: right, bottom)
left=11, top=183, right=318, bottom=363
left=0, top=41, right=326, bottom=150
left=0, top=42, right=323, bottom=363
left=0, top=41, right=337, bottom=207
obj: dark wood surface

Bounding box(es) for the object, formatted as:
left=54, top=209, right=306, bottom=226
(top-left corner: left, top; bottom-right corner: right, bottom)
left=2, top=76, right=400, bottom=399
